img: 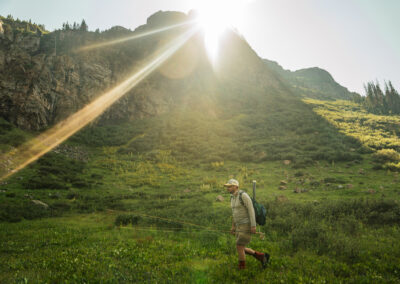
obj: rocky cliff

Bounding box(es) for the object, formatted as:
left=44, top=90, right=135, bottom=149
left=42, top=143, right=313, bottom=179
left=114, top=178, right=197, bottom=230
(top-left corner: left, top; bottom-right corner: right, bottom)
left=0, top=13, right=205, bottom=130
left=0, top=12, right=352, bottom=131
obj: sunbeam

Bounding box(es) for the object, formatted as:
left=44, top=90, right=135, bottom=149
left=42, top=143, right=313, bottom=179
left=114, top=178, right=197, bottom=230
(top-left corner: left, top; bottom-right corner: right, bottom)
left=77, top=20, right=195, bottom=52
left=0, top=26, right=199, bottom=182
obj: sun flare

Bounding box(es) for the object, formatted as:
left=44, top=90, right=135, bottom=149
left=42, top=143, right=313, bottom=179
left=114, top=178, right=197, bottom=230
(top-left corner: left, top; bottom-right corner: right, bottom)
left=194, top=0, right=247, bottom=64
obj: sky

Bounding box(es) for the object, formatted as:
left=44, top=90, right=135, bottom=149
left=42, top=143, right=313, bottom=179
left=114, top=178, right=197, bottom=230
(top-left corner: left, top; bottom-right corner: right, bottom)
left=1, top=0, right=399, bottom=95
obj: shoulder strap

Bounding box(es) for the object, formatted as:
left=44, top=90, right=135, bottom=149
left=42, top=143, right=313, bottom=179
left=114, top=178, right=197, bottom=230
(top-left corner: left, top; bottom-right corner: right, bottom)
left=239, top=191, right=245, bottom=207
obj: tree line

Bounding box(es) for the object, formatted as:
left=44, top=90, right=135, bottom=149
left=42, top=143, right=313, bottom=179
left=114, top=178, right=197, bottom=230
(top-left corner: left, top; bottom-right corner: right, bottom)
left=353, top=81, right=400, bottom=115
left=61, top=19, right=88, bottom=32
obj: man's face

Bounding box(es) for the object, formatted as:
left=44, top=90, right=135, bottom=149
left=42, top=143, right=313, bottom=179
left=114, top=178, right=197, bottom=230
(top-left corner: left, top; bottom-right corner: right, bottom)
left=226, top=185, right=238, bottom=194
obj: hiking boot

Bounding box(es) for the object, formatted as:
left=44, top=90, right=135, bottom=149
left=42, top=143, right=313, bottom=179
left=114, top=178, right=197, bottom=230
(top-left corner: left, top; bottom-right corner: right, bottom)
left=261, top=253, right=270, bottom=269
left=253, top=252, right=270, bottom=269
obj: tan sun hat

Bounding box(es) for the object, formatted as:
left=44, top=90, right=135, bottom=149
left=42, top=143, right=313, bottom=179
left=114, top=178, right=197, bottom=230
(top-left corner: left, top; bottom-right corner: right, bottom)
left=224, top=179, right=239, bottom=187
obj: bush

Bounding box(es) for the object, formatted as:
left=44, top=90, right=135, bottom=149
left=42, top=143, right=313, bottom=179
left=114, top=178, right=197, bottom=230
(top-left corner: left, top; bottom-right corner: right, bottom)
left=384, top=162, right=400, bottom=172
left=23, top=152, right=86, bottom=190
left=115, top=214, right=141, bottom=226
left=323, top=177, right=346, bottom=184
left=373, top=149, right=400, bottom=164
left=290, top=220, right=330, bottom=255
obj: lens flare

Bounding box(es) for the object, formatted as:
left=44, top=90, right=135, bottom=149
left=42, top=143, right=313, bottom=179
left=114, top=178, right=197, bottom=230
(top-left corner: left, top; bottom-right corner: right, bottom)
left=77, top=20, right=195, bottom=52
left=0, top=26, right=199, bottom=182
left=194, top=0, right=247, bottom=65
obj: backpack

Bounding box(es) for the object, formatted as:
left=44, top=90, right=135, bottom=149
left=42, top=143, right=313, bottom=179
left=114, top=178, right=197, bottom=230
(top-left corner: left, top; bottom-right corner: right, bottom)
left=238, top=191, right=267, bottom=226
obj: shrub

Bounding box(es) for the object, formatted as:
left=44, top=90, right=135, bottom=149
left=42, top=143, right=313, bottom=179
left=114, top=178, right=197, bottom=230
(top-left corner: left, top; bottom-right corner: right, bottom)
left=373, top=149, right=400, bottom=164
left=323, top=177, right=346, bottom=184
left=115, top=214, right=141, bottom=226
left=50, top=201, right=71, bottom=213
left=23, top=152, right=86, bottom=190
left=290, top=220, right=330, bottom=255
left=384, top=162, right=400, bottom=172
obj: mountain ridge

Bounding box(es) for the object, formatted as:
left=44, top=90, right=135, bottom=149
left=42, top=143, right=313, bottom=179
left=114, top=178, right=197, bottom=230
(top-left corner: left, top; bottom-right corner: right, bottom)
left=263, top=59, right=357, bottom=100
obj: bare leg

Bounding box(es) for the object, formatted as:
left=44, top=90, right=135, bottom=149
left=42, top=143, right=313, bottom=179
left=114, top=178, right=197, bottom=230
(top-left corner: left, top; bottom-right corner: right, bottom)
left=236, top=245, right=246, bottom=261
left=244, top=247, right=255, bottom=255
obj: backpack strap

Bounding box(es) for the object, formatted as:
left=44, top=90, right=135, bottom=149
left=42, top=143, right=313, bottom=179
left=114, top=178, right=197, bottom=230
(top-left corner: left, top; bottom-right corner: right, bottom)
left=238, top=191, right=245, bottom=207
left=231, top=190, right=246, bottom=207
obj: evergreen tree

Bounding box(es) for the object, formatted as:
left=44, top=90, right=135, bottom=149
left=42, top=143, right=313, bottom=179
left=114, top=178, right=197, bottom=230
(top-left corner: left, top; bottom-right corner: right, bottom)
left=80, top=19, right=88, bottom=32
left=362, top=80, right=400, bottom=115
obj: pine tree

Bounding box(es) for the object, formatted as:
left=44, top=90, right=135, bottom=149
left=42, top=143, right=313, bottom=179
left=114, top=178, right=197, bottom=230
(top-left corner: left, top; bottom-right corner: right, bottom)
left=80, top=19, right=88, bottom=32
left=362, top=80, right=400, bottom=115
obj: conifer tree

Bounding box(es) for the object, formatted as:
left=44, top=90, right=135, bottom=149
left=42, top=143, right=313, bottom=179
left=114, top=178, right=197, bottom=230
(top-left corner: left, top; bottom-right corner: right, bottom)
left=80, top=19, right=88, bottom=32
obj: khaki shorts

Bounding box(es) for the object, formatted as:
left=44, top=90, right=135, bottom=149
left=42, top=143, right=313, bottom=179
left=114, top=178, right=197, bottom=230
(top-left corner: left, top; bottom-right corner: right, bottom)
left=235, top=223, right=251, bottom=246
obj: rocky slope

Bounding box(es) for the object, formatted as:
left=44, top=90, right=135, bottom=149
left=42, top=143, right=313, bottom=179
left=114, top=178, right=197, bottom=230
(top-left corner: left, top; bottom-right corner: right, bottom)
left=0, top=12, right=353, bottom=131
left=264, top=59, right=357, bottom=100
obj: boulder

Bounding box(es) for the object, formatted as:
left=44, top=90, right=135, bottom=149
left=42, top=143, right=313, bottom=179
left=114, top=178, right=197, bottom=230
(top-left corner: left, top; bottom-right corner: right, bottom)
left=215, top=195, right=224, bottom=202
left=31, top=200, right=49, bottom=209
left=275, top=195, right=288, bottom=202
left=279, top=185, right=287, bottom=190
left=280, top=180, right=288, bottom=186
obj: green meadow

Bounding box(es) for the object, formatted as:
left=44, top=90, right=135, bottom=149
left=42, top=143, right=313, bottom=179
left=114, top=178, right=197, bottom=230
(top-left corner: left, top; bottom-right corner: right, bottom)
left=1, top=98, right=400, bottom=283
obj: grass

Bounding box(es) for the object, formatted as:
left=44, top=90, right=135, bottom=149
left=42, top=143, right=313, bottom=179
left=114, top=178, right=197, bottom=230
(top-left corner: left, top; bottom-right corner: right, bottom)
left=1, top=97, right=400, bottom=282
left=1, top=153, right=400, bottom=282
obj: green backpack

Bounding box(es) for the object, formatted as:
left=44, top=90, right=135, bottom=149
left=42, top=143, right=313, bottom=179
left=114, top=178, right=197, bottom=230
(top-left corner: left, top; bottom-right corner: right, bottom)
left=238, top=191, right=267, bottom=226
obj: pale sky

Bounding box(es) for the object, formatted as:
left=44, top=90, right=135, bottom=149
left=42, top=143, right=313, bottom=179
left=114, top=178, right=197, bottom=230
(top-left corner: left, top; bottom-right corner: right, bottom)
left=1, top=0, right=399, bottom=95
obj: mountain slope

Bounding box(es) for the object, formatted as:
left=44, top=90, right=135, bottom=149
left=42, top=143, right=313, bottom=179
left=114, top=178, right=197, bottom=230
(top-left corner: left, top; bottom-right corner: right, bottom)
left=264, top=59, right=358, bottom=100
left=0, top=11, right=362, bottom=170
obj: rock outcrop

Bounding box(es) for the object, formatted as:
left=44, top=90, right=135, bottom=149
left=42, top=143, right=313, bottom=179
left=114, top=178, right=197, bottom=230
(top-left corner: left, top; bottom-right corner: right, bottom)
left=0, top=11, right=295, bottom=131
left=0, top=12, right=221, bottom=131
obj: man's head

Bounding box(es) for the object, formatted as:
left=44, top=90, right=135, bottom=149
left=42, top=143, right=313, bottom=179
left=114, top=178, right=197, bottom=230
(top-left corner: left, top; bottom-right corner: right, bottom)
left=224, top=179, right=239, bottom=194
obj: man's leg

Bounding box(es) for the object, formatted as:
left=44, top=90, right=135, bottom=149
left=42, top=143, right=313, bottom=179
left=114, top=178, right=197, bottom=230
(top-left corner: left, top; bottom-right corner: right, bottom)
left=245, top=247, right=270, bottom=268
left=236, top=245, right=246, bottom=269
left=237, top=245, right=246, bottom=261
left=244, top=247, right=255, bottom=255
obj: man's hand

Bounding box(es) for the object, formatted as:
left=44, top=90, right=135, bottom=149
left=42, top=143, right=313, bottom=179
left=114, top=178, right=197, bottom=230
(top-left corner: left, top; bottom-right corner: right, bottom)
left=230, top=226, right=236, bottom=235
left=250, top=226, right=256, bottom=234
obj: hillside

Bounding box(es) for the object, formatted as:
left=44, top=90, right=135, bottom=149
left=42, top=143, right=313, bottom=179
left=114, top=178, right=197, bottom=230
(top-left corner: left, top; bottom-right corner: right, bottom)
left=264, top=59, right=358, bottom=100
left=1, top=11, right=400, bottom=283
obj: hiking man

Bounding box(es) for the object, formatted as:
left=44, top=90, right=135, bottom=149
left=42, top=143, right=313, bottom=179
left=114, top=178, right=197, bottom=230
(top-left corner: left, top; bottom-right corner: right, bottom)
left=224, top=178, right=269, bottom=270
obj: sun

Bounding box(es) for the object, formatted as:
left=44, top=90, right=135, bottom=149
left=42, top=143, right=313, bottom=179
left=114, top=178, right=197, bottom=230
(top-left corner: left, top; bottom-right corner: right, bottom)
left=194, top=0, right=246, bottom=65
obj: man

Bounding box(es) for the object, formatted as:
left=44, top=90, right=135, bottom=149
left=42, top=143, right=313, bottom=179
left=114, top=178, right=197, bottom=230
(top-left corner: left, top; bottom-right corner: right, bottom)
left=224, top=178, right=269, bottom=270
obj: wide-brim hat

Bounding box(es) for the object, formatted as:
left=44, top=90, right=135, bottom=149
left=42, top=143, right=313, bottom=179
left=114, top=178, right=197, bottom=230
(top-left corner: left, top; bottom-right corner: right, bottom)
left=224, top=179, right=239, bottom=187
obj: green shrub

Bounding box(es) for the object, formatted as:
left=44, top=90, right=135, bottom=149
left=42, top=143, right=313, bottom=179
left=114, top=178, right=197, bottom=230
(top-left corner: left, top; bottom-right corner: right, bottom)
left=115, top=214, right=141, bottom=226
left=290, top=220, right=330, bottom=255
left=323, top=177, right=346, bottom=184
left=23, top=152, right=85, bottom=190
left=373, top=149, right=400, bottom=163
left=384, top=162, right=400, bottom=171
